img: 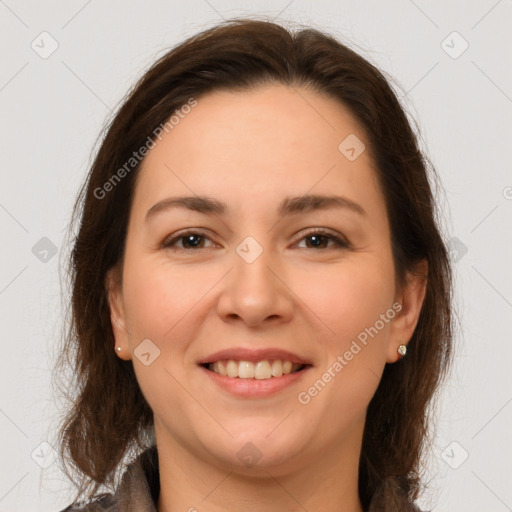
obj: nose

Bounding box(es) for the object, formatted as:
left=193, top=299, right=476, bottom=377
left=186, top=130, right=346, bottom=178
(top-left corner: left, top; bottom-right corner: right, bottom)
left=216, top=244, right=294, bottom=328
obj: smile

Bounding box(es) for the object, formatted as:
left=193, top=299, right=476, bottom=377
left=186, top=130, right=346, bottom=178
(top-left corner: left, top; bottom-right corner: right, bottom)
left=205, top=359, right=306, bottom=379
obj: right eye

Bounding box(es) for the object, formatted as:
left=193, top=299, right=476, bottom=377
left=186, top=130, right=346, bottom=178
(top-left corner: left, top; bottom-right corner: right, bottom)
left=162, top=230, right=217, bottom=250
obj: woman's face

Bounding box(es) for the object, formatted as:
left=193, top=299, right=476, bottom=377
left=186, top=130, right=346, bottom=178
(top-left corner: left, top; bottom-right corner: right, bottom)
left=107, top=84, right=425, bottom=475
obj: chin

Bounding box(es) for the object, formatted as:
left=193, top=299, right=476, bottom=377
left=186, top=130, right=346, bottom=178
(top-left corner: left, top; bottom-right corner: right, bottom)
left=203, top=426, right=310, bottom=473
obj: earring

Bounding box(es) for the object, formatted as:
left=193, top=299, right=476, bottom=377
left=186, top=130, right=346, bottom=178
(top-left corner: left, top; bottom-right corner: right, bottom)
left=116, top=346, right=122, bottom=353
left=397, top=344, right=408, bottom=357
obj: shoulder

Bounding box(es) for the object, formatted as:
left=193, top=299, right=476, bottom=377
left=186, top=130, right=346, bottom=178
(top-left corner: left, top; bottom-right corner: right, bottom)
left=57, top=446, right=158, bottom=512
left=58, top=493, right=118, bottom=512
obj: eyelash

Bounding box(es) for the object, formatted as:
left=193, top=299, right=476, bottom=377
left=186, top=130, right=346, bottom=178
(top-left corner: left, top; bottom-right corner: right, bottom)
left=161, top=228, right=351, bottom=251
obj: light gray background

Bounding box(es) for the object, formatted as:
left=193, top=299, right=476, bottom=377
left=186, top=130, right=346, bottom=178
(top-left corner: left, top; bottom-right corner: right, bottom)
left=1, top=1, right=511, bottom=511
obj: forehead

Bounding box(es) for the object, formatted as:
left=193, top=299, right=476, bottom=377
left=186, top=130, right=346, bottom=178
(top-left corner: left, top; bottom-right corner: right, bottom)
left=131, top=84, right=382, bottom=218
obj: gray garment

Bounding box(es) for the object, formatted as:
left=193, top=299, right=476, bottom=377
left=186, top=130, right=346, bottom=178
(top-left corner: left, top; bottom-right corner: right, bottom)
left=60, top=446, right=425, bottom=512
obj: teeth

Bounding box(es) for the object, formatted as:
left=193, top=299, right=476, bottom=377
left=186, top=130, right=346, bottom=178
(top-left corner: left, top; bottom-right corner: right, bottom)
left=208, top=359, right=304, bottom=379
left=271, top=360, right=283, bottom=377
left=255, top=361, right=271, bottom=379
left=239, top=361, right=255, bottom=379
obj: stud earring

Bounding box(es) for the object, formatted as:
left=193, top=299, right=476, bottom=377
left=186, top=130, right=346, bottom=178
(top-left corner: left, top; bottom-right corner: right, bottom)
left=116, top=346, right=122, bottom=353
left=397, top=344, right=408, bottom=357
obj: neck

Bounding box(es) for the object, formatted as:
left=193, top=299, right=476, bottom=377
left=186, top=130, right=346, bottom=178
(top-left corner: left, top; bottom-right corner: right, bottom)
left=155, top=419, right=365, bottom=512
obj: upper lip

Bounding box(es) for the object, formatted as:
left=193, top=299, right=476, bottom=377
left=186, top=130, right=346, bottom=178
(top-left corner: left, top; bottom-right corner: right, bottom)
left=198, top=347, right=311, bottom=365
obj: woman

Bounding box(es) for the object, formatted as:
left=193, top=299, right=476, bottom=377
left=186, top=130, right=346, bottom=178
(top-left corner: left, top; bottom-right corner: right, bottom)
left=55, top=17, right=453, bottom=512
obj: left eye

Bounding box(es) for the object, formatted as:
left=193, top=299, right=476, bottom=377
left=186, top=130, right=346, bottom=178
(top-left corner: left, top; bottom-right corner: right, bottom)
left=162, top=229, right=350, bottom=250
left=296, top=230, right=349, bottom=249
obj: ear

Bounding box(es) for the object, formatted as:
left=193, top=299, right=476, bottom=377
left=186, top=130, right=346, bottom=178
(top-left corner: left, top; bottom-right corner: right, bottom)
left=105, top=266, right=131, bottom=361
left=387, top=259, right=428, bottom=363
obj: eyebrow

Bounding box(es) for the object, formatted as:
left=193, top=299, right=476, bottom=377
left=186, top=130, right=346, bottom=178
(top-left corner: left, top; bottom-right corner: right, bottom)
left=145, top=194, right=367, bottom=222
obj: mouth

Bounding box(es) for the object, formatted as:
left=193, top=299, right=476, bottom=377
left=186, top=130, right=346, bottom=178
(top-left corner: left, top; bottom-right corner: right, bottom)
left=200, top=359, right=311, bottom=380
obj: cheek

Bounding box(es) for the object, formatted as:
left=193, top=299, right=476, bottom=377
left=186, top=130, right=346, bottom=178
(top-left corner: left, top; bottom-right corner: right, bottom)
left=294, top=255, right=396, bottom=345
left=122, top=255, right=215, bottom=338
left=120, top=258, right=193, bottom=414
left=295, top=263, right=395, bottom=434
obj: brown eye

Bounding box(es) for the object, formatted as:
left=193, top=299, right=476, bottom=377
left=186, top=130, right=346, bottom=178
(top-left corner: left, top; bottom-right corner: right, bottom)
left=163, top=231, right=215, bottom=250
left=296, top=229, right=350, bottom=250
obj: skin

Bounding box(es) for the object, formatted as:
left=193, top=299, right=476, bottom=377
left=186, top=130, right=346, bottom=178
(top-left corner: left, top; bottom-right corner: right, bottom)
left=106, top=83, right=427, bottom=512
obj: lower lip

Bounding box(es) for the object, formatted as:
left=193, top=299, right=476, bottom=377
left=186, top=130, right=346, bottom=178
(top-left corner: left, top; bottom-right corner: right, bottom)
left=199, top=365, right=311, bottom=398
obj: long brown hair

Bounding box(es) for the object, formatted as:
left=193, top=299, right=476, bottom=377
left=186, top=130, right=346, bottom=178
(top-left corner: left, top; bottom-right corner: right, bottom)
left=54, top=17, right=454, bottom=508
